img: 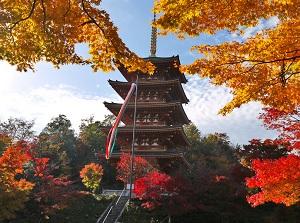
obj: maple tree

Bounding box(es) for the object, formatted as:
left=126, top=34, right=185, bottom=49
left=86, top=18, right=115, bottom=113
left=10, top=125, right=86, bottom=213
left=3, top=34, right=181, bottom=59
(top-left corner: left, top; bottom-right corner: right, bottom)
left=25, top=147, right=77, bottom=217
left=80, top=163, right=103, bottom=193
left=154, top=0, right=300, bottom=114
left=134, top=172, right=175, bottom=209
left=246, top=154, right=300, bottom=207
left=0, top=143, right=34, bottom=221
left=244, top=107, right=300, bottom=207
left=0, top=0, right=154, bottom=73
left=134, top=172, right=178, bottom=222
left=259, top=107, right=300, bottom=151
left=134, top=171, right=200, bottom=222
left=116, top=153, right=157, bottom=183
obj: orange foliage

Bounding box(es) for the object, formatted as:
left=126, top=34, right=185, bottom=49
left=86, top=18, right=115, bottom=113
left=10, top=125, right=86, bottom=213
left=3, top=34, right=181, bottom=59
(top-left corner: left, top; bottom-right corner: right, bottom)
left=0, top=145, right=34, bottom=221
left=80, top=163, right=103, bottom=192
left=116, top=153, right=157, bottom=183
left=154, top=0, right=300, bottom=114
left=246, top=154, right=300, bottom=207
left=245, top=107, right=300, bottom=207
left=26, top=147, right=76, bottom=215
left=0, top=0, right=154, bottom=73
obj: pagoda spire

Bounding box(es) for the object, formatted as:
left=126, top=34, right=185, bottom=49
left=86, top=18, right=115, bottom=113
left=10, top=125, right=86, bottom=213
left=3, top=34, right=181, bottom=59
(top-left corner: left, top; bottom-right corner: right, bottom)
left=150, top=13, right=157, bottom=57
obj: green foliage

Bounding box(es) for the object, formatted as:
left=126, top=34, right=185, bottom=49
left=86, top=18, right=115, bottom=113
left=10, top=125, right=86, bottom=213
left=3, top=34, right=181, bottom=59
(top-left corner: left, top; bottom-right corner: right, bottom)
left=79, top=115, right=106, bottom=152
left=4, top=193, right=114, bottom=223
left=0, top=117, right=35, bottom=142
left=184, top=123, right=238, bottom=165
left=78, top=115, right=106, bottom=167
left=0, top=116, right=299, bottom=223
left=101, top=114, right=117, bottom=126
left=184, top=122, right=201, bottom=144
left=120, top=199, right=300, bottom=223
left=39, top=114, right=77, bottom=176
left=237, top=139, right=289, bottom=168
left=0, top=133, right=12, bottom=155
left=120, top=200, right=166, bottom=223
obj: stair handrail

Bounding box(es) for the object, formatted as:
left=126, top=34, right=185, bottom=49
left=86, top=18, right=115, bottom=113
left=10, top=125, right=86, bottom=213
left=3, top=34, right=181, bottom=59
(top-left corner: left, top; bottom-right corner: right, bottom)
left=96, top=188, right=128, bottom=223
left=114, top=197, right=129, bottom=223
left=115, top=188, right=126, bottom=204
left=96, top=199, right=115, bottom=223
left=102, top=206, right=113, bottom=223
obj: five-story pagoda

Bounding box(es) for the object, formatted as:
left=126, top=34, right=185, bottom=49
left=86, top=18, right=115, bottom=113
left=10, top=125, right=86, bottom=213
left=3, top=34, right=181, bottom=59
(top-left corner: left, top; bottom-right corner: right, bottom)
left=97, top=16, right=191, bottom=172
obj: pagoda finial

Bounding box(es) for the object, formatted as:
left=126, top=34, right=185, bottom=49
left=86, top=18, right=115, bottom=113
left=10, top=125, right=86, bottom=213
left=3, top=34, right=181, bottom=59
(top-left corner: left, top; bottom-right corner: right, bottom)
left=150, top=13, right=157, bottom=57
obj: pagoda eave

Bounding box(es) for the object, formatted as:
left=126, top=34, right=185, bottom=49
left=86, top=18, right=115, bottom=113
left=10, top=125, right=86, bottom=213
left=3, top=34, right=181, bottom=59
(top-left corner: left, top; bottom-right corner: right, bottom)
left=116, top=56, right=188, bottom=84
left=95, top=151, right=192, bottom=169
left=108, top=79, right=189, bottom=104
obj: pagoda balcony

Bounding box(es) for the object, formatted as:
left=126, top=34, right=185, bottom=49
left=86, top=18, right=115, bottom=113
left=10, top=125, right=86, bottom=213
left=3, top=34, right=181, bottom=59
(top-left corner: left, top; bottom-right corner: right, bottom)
left=99, top=125, right=191, bottom=151
left=104, top=101, right=190, bottom=126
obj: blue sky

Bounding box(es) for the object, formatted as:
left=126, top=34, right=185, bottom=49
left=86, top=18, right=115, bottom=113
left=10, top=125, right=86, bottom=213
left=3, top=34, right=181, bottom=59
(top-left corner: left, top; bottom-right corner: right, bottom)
left=0, top=0, right=278, bottom=145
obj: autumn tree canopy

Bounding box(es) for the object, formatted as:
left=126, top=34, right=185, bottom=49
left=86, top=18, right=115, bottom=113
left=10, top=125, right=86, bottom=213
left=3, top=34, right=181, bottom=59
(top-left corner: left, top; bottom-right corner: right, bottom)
left=80, top=163, right=103, bottom=193
left=259, top=107, right=300, bottom=150
left=0, top=144, right=34, bottom=221
left=0, top=0, right=154, bottom=73
left=116, top=153, right=157, bottom=183
left=246, top=154, right=300, bottom=207
left=154, top=0, right=300, bottom=114
left=244, top=107, right=300, bottom=207
left=1, top=1, right=299, bottom=114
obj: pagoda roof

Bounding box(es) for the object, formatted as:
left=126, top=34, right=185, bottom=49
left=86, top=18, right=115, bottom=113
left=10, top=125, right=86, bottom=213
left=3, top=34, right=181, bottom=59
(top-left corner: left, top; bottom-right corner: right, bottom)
left=116, top=55, right=188, bottom=84
left=108, top=79, right=189, bottom=104
left=100, top=125, right=191, bottom=148
left=95, top=151, right=192, bottom=170
left=103, top=101, right=190, bottom=125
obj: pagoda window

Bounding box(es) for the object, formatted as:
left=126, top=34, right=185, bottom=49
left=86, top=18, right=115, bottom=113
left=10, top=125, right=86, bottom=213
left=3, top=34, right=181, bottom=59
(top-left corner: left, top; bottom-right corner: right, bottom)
left=138, top=92, right=143, bottom=100
left=145, top=115, right=150, bottom=123
left=150, top=138, right=159, bottom=146
left=148, top=114, right=153, bottom=122
left=137, top=114, right=146, bottom=122
left=146, top=91, right=151, bottom=100
left=140, top=92, right=146, bottom=100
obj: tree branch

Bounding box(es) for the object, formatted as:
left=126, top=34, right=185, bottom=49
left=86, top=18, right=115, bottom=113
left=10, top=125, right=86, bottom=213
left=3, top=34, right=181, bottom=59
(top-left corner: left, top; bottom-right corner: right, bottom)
left=41, top=0, right=47, bottom=33
left=10, top=0, right=37, bottom=29
left=81, top=0, right=120, bottom=55
left=62, top=0, right=72, bottom=34
left=222, top=53, right=300, bottom=66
